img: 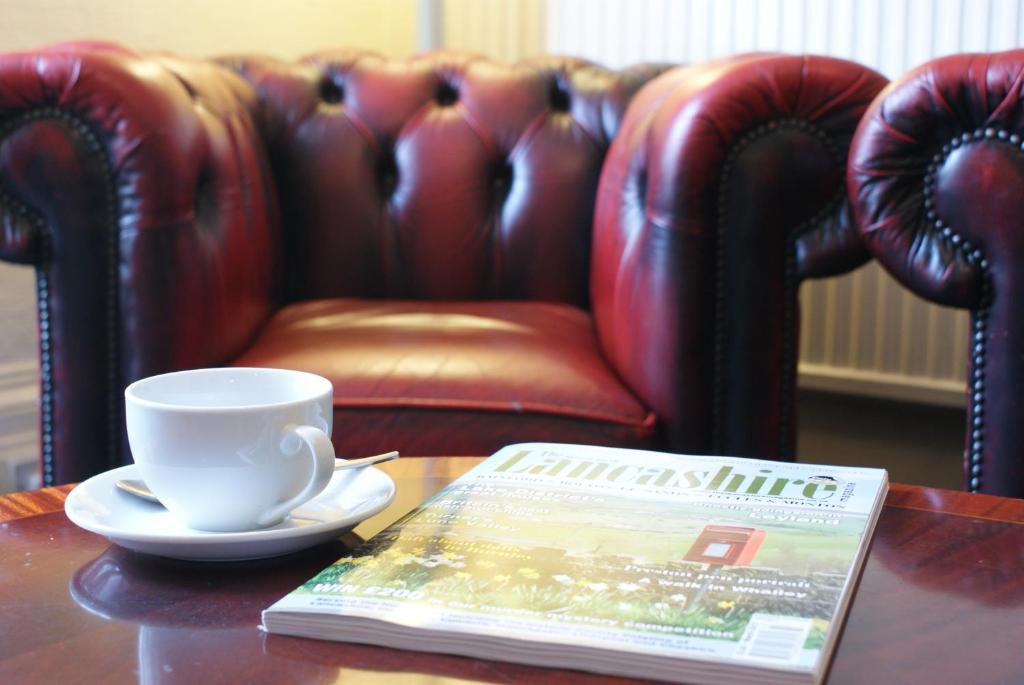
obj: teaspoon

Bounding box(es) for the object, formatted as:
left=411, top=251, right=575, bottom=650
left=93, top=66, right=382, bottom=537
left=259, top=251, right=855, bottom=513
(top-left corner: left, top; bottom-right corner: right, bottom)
left=114, top=451, right=400, bottom=505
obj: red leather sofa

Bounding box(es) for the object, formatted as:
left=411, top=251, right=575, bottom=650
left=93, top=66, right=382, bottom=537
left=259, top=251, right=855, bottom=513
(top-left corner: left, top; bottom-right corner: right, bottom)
left=849, top=50, right=1024, bottom=497
left=0, top=43, right=886, bottom=485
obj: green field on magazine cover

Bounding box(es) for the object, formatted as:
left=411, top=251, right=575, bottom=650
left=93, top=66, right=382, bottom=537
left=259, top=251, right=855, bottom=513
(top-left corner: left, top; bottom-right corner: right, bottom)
left=299, top=483, right=866, bottom=647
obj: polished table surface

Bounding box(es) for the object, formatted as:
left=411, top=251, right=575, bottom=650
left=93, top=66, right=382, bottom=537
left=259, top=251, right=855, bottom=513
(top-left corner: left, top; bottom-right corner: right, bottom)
left=1, top=457, right=1022, bottom=685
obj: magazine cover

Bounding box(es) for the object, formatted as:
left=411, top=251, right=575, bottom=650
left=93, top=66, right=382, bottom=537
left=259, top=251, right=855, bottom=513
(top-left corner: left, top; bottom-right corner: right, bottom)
left=263, top=443, right=888, bottom=683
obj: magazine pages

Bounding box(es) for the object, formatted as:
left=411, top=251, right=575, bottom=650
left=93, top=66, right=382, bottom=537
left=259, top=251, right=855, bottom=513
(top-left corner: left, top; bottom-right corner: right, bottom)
left=263, top=443, right=889, bottom=685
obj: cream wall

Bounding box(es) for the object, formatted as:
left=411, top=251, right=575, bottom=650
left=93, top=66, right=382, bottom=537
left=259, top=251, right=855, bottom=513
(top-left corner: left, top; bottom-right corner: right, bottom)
left=0, top=0, right=418, bottom=58
left=0, top=0, right=420, bottom=491
left=0, top=2, right=1008, bottom=490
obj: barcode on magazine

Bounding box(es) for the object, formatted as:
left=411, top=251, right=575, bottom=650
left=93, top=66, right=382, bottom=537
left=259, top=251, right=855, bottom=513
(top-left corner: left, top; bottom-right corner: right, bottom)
left=733, top=614, right=813, bottom=665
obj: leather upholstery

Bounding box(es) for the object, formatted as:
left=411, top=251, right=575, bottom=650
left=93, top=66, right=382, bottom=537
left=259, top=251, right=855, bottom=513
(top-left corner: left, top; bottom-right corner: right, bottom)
left=593, top=54, right=887, bottom=457
left=231, top=299, right=656, bottom=457
left=0, top=42, right=280, bottom=485
left=0, top=42, right=885, bottom=485
left=849, top=50, right=1024, bottom=497
left=216, top=52, right=670, bottom=306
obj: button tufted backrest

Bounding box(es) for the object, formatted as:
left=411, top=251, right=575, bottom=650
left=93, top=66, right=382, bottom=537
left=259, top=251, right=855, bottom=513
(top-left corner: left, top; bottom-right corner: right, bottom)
left=220, top=51, right=669, bottom=306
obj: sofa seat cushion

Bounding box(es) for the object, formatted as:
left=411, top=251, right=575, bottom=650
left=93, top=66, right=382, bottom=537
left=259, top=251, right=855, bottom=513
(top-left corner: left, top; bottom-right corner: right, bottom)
left=231, top=299, right=657, bottom=456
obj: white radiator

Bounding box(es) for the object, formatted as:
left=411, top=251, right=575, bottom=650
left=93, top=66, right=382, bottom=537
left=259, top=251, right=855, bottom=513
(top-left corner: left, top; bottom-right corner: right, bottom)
left=442, top=0, right=1024, bottom=406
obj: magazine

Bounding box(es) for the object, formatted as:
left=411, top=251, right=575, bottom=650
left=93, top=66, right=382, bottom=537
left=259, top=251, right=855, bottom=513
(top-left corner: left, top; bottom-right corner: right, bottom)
left=262, top=443, right=888, bottom=685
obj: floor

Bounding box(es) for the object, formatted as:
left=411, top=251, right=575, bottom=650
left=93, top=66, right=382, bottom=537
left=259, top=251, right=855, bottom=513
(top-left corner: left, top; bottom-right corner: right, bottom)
left=0, top=388, right=969, bottom=495
left=795, top=389, right=964, bottom=490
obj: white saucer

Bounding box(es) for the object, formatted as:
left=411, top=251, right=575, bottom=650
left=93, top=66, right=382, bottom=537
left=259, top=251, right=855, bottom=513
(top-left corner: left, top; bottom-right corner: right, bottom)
left=65, top=464, right=396, bottom=562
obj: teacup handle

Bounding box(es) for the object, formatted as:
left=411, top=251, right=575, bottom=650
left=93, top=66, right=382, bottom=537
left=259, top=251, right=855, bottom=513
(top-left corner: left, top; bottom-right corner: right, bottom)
left=256, top=424, right=336, bottom=527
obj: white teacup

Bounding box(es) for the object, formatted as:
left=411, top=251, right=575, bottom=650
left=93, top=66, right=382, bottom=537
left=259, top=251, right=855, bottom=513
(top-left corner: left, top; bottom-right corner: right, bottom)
left=124, top=367, right=336, bottom=532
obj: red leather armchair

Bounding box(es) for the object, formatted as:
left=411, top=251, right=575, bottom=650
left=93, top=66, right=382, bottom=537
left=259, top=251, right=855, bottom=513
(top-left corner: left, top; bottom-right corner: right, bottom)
left=849, top=50, right=1024, bottom=498
left=0, top=43, right=886, bottom=485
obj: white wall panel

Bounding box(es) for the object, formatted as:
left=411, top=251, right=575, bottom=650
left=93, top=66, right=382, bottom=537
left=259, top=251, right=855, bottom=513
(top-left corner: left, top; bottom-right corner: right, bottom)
left=444, top=0, right=546, bottom=60
left=534, top=0, right=1024, bottom=406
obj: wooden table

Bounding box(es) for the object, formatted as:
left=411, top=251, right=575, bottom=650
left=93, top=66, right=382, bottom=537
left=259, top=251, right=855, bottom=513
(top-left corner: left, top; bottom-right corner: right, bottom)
left=1, top=457, right=1022, bottom=685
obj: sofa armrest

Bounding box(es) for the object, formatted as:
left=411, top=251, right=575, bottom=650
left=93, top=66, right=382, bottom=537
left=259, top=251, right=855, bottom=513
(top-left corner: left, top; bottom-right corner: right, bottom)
left=593, top=54, right=887, bottom=459
left=849, top=51, right=1024, bottom=496
left=0, top=42, right=281, bottom=483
